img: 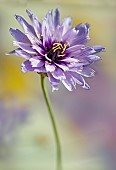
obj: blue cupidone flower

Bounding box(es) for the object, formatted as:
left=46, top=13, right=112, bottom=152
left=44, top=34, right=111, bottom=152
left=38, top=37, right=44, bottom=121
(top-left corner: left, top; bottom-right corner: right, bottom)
left=8, top=8, right=105, bottom=91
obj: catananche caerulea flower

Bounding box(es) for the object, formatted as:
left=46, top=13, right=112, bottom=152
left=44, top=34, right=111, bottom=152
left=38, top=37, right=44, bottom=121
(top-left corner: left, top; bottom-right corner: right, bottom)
left=8, top=9, right=105, bottom=91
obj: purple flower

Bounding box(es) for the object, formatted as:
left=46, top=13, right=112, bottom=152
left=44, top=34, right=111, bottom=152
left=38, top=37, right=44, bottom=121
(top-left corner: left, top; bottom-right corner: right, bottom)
left=8, top=9, right=105, bottom=91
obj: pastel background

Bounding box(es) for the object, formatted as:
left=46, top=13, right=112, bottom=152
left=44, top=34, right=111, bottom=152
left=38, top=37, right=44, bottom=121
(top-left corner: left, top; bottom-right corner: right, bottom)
left=0, top=0, right=116, bottom=170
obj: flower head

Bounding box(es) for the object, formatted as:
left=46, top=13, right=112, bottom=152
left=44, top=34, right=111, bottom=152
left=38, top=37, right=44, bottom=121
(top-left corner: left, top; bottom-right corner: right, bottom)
left=8, top=9, right=105, bottom=91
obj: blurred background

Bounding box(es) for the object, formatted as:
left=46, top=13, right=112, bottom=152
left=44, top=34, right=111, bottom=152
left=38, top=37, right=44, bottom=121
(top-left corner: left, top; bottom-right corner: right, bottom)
left=0, top=0, right=116, bottom=170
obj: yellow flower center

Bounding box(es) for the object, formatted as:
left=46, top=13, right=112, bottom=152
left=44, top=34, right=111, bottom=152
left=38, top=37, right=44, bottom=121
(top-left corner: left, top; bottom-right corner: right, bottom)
left=52, top=42, right=70, bottom=57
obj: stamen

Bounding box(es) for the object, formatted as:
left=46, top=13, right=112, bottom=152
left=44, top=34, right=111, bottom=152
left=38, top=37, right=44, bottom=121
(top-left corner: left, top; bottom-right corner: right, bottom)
left=61, top=44, right=67, bottom=54
left=58, top=54, right=66, bottom=57
left=48, top=42, right=69, bottom=60
left=53, top=47, right=61, bottom=52
left=52, top=43, right=63, bottom=52
left=53, top=43, right=63, bottom=48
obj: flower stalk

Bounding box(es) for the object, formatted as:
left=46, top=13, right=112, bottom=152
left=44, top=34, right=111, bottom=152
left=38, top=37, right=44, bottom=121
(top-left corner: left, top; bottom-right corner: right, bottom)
left=40, top=75, right=62, bottom=170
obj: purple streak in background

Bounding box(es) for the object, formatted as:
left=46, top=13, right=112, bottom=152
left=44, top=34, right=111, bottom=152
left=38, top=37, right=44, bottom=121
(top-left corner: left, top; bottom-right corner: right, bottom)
left=0, top=99, right=29, bottom=156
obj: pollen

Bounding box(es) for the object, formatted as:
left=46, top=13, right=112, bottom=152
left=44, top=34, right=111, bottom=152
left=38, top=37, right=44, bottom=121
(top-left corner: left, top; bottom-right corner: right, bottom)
left=52, top=42, right=69, bottom=56
left=52, top=43, right=63, bottom=52
left=58, top=54, right=66, bottom=57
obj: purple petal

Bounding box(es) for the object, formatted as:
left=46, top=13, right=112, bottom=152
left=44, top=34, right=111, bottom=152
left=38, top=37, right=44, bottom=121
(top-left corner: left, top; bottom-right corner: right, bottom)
left=62, top=27, right=77, bottom=43
left=21, top=60, right=34, bottom=72
left=9, top=28, right=30, bottom=43
left=52, top=67, right=66, bottom=80
left=71, top=35, right=90, bottom=46
left=82, top=82, right=90, bottom=89
left=71, top=23, right=90, bottom=45
left=62, top=72, right=76, bottom=91
left=26, top=9, right=42, bottom=37
left=54, top=8, right=60, bottom=28
left=70, top=71, right=90, bottom=89
left=29, top=57, right=44, bottom=67
left=78, top=67, right=96, bottom=77
left=42, top=20, right=50, bottom=46
left=53, top=25, right=63, bottom=42
left=92, top=46, right=105, bottom=54
left=22, top=60, right=46, bottom=73
left=46, top=10, right=54, bottom=31
left=86, top=55, right=102, bottom=63
left=13, top=41, right=36, bottom=54
left=25, top=31, right=41, bottom=45
left=55, top=62, right=69, bottom=71
left=15, top=14, right=36, bottom=36
left=70, top=72, right=84, bottom=85
left=62, top=17, right=72, bottom=35
left=47, top=73, right=60, bottom=91
left=81, top=46, right=105, bottom=57
left=34, top=67, right=46, bottom=73
left=7, top=48, right=31, bottom=59
left=45, top=62, right=55, bottom=72
left=41, top=10, right=54, bottom=45
left=66, top=44, right=84, bottom=53
left=75, top=23, right=90, bottom=35
left=15, top=14, right=41, bottom=44
left=32, top=44, right=45, bottom=56
left=68, top=62, right=84, bottom=70
left=59, top=57, right=78, bottom=63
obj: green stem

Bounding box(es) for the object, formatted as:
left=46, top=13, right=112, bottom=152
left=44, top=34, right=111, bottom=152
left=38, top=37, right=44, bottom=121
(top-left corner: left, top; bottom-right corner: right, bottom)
left=40, top=75, right=62, bottom=170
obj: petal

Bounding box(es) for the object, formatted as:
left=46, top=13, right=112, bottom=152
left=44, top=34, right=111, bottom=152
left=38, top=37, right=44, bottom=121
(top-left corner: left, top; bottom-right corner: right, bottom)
left=70, top=72, right=84, bottom=85
left=47, top=73, right=60, bottom=91
left=9, top=28, right=30, bottom=43
left=15, top=14, right=36, bottom=35
left=80, top=46, right=105, bottom=57
left=62, top=17, right=72, bottom=35
left=45, top=62, right=55, bottom=72
left=32, top=44, right=45, bottom=56
left=52, top=67, right=66, bottom=80
left=62, top=71, right=90, bottom=90
left=42, top=20, right=51, bottom=46
left=46, top=10, right=54, bottom=31
left=13, top=41, right=36, bottom=54
left=21, top=60, right=34, bottom=72
left=62, top=27, right=77, bottom=43
left=68, top=62, right=84, bottom=70
left=71, top=23, right=90, bottom=45
left=82, top=82, right=90, bottom=89
left=29, top=57, right=44, bottom=67
left=34, top=66, right=46, bottom=73
left=26, top=9, right=42, bottom=37
left=7, top=48, right=31, bottom=59
left=75, top=23, right=90, bottom=35
left=53, top=25, right=63, bottom=42
left=59, top=57, right=78, bottom=63
left=70, top=72, right=90, bottom=89
left=41, top=10, right=54, bottom=45
left=55, top=62, right=69, bottom=71
left=86, top=55, right=102, bottom=63
left=62, top=72, right=76, bottom=91
left=15, top=14, right=40, bottom=44
left=66, top=44, right=84, bottom=53
left=54, top=8, right=60, bottom=28
left=78, top=67, right=96, bottom=77
left=92, top=46, right=105, bottom=54
left=21, top=60, right=46, bottom=73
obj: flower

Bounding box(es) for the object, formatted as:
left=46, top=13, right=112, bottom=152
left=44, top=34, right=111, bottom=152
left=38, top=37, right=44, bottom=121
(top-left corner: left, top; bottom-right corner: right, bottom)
left=8, top=8, right=105, bottom=91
